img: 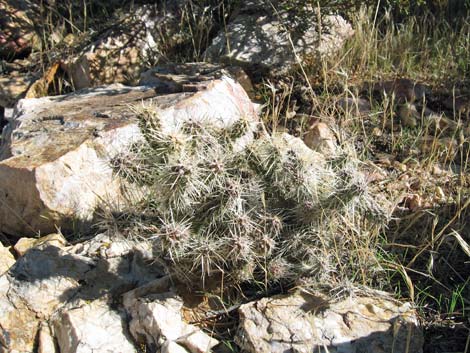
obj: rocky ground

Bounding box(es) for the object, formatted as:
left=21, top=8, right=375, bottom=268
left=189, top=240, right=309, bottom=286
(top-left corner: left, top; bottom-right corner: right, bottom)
left=1, top=1, right=469, bottom=352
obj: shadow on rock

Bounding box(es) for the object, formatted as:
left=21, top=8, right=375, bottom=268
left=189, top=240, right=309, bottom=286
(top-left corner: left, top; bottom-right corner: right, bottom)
left=0, top=234, right=166, bottom=352
left=8, top=242, right=165, bottom=304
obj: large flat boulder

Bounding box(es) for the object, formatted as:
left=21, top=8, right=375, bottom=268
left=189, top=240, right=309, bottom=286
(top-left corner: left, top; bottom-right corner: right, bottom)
left=236, top=291, right=424, bottom=353
left=0, top=71, right=258, bottom=236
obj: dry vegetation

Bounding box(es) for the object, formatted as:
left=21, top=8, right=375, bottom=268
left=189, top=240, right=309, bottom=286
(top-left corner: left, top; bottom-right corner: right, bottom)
left=8, top=0, right=470, bottom=351
left=112, top=102, right=387, bottom=291
left=275, top=3, right=470, bottom=351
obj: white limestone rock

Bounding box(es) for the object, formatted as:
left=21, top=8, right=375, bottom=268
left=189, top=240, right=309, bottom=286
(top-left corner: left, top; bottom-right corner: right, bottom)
left=125, top=290, right=219, bottom=353
left=14, top=233, right=67, bottom=256
left=303, top=121, right=338, bottom=155
left=162, top=341, right=190, bottom=353
left=177, top=331, right=219, bottom=353
left=0, top=246, right=93, bottom=353
left=0, top=74, right=258, bottom=236
left=0, top=234, right=164, bottom=352
left=0, top=242, right=15, bottom=275
left=52, top=300, right=137, bottom=353
left=205, top=1, right=354, bottom=73
left=236, top=291, right=424, bottom=353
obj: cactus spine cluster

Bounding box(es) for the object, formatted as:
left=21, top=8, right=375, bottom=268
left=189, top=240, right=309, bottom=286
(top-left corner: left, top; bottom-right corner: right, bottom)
left=116, top=102, right=386, bottom=290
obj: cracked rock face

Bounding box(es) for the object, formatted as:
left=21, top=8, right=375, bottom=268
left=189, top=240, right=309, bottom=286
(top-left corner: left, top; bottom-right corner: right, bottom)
left=236, top=291, right=424, bottom=353
left=52, top=300, right=137, bottom=353
left=125, top=290, right=219, bottom=353
left=204, top=0, right=354, bottom=74
left=0, top=246, right=93, bottom=353
left=0, top=234, right=163, bottom=353
left=0, top=70, right=258, bottom=236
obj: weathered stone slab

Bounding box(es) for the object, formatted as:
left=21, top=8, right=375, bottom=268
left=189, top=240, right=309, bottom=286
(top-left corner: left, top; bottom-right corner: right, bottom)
left=139, top=62, right=255, bottom=98
left=236, top=291, right=424, bottom=353
left=0, top=74, right=258, bottom=236
left=52, top=300, right=137, bottom=353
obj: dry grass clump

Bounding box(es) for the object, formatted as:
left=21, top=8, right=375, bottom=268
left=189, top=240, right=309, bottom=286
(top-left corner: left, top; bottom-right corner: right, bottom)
left=112, top=102, right=389, bottom=292
left=314, top=7, right=470, bottom=86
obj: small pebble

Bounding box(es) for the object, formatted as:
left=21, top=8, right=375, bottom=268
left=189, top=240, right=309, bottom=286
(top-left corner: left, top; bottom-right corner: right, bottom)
left=406, top=194, right=422, bottom=211
left=432, top=164, right=443, bottom=176
left=398, top=103, right=419, bottom=128
left=393, top=161, right=407, bottom=172
left=372, top=127, right=382, bottom=137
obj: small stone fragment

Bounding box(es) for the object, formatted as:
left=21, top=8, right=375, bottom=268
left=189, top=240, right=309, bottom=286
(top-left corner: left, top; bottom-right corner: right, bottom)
left=372, top=127, right=382, bottom=137
left=52, top=300, right=137, bottom=353
left=405, top=194, right=422, bottom=211
left=432, top=164, right=443, bottom=176
left=398, top=103, right=419, bottom=128
left=14, top=233, right=67, bottom=257
left=125, top=290, right=219, bottom=352
left=393, top=161, right=407, bottom=173
left=38, top=323, right=58, bottom=353
left=303, top=121, right=337, bottom=155
left=13, top=237, right=37, bottom=256
left=435, top=186, right=445, bottom=201
left=0, top=242, right=15, bottom=275
left=177, top=330, right=219, bottom=353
